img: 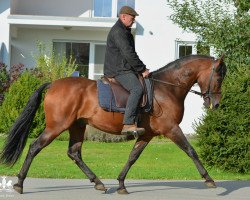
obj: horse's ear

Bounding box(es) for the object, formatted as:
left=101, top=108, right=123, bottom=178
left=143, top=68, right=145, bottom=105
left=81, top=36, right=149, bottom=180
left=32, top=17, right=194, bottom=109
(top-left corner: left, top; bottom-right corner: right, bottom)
left=215, top=54, right=225, bottom=71
left=219, top=54, right=225, bottom=63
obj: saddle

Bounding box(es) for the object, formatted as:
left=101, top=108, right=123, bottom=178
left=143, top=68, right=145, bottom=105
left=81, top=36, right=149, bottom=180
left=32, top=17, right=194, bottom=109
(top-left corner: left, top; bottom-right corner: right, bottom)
left=97, top=75, right=153, bottom=113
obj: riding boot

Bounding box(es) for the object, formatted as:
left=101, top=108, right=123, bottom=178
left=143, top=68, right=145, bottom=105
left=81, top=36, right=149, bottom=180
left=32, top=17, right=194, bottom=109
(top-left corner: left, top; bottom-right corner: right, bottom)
left=121, top=124, right=145, bottom=136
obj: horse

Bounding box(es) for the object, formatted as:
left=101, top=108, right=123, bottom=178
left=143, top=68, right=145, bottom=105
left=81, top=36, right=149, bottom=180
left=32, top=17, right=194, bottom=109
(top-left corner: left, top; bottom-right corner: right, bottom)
left=0, top=55, right=227, bottom=194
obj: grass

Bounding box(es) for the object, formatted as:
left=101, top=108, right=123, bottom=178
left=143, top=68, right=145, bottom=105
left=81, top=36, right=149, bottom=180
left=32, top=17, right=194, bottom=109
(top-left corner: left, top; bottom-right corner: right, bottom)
left=0, top=136, right=249, bottom=180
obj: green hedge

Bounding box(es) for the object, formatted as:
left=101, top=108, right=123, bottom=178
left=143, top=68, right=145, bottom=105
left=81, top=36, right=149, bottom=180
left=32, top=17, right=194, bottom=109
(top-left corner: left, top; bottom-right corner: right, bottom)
left=0, top=71, right=45, bottom=137
left=195, top=65, right=250, bottom=173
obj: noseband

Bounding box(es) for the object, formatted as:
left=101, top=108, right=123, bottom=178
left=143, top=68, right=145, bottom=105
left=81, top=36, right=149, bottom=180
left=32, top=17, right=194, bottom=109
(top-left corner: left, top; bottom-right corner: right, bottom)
left=150, top=60, right=221, bottom=98
left=199, top=61, right=222, bottom=101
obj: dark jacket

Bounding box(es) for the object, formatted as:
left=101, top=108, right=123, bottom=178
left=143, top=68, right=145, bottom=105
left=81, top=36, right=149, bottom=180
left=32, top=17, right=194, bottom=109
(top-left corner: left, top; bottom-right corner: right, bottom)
left=104, top=19, right=146, bottom=77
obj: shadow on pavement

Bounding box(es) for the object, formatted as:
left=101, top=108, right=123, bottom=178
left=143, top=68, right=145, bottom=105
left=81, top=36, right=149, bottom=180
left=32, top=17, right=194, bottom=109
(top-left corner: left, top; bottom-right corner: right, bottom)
left=106, top=180, right=250, bottom=196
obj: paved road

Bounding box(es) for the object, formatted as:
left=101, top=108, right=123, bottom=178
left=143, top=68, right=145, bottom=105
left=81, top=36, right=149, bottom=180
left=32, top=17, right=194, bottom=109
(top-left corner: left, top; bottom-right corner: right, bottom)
left=1, top=177, right=249, bottom=200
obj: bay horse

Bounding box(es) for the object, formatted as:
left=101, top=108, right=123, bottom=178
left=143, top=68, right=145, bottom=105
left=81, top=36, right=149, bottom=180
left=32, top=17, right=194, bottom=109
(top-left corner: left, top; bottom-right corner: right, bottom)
left=0, top=55, right=227, bottom=194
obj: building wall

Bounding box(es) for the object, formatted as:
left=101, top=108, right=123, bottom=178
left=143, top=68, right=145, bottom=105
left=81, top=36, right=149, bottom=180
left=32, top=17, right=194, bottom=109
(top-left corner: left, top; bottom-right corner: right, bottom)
left=11, top=0, right=92, bottom=17
left=0, top=0, right=11, bottom=66
left=136, top=0, right=196, bottom=69
left=10, top=27, right=108, bottom=68
left=135, top=0, right=203, bottom=134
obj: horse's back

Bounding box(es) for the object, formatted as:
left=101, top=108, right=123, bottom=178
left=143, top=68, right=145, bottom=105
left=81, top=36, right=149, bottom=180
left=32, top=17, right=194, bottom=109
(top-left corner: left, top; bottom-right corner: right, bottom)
left=49, top=77, right=96, bottom=91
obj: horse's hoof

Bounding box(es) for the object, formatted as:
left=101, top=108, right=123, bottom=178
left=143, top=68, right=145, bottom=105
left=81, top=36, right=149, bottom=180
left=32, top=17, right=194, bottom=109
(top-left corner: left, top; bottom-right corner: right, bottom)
left=117, top=188, right=129, bottom=194
left=13, top=183, right=23, bottom=194
left=95, top=183, right=107, bottom=192
left=205, top=180, right=216, bottom=188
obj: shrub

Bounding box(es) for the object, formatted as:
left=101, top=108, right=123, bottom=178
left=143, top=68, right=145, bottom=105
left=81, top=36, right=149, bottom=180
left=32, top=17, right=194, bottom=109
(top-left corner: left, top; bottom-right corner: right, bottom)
left=0, top=42, right=77, bottom=137
left=34, top=41, right=77, bottom=81
left=195, top=65, right=250, bottom=173
left=0, top=62, right=8, bottom=103
left=0, top=71, right=44, bottom=137
left=0, top=62, right=24, bottom=104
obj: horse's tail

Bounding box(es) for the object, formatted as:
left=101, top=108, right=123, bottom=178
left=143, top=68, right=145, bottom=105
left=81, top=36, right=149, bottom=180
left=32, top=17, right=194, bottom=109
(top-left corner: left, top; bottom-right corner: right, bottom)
left=0, top=82, right=51, bottom=166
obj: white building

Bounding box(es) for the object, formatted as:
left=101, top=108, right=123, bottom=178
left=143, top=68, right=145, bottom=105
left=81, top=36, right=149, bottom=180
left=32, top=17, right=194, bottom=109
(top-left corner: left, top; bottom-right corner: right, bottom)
left=0, top=0, right=204, bottom=134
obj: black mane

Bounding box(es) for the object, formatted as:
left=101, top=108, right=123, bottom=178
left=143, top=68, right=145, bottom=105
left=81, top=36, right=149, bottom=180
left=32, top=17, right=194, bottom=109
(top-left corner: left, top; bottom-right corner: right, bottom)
left=152, top=55, right=214, bottom=75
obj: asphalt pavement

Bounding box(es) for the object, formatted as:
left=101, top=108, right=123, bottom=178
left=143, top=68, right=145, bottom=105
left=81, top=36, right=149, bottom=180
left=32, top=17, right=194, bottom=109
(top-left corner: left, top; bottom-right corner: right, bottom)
left=0, top=177, right=249, bottom=200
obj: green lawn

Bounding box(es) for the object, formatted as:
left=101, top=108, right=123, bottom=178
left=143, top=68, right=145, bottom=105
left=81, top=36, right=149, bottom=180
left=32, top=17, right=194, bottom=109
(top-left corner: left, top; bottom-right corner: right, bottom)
left=0, top=137, right=249, bottom=180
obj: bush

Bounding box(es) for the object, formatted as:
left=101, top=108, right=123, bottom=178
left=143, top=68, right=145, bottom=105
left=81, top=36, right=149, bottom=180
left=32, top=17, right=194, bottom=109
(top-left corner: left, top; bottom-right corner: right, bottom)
left=195, top=65, right=250, bottom=173
left=0, top=71, right=44, bottom=137
left=35, top=41, right=77, bottom=81
left=0, top=42, right=77, bottom=137
left=0, top=62, right=8, bottom=103
left=0, top=62, right=24, bottom=104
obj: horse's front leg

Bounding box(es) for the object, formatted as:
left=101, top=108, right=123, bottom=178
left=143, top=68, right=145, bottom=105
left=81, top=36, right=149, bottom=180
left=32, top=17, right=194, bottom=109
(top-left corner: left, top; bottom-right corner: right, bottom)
left=117, top=135, right=153, bottom=194
left=166, top=125, right=216, bottom=188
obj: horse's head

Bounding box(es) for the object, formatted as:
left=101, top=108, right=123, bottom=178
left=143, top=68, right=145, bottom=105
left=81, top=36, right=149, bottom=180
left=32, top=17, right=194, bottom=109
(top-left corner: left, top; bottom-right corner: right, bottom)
left=198, top=55, right=227, bottom=109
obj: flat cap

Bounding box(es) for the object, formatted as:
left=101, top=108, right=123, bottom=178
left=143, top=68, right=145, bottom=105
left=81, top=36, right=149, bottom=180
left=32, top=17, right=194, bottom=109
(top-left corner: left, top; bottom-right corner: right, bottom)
left=119, top=6, right=139, bottom=16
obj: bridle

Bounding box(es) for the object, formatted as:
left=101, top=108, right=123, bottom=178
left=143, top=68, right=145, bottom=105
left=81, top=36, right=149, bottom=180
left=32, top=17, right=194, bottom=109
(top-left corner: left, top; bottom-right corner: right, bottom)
left=149, top=61, right=221, bottom=99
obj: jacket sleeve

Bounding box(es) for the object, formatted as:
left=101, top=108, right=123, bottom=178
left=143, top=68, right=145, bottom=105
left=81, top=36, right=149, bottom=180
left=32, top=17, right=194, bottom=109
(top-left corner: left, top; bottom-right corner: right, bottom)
left=113, top=29, right=146, bottom=73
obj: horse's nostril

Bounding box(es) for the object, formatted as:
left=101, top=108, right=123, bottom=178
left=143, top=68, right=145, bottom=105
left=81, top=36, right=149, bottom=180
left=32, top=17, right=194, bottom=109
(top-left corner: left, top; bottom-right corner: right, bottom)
left=214, top=104, right=220, bottom=109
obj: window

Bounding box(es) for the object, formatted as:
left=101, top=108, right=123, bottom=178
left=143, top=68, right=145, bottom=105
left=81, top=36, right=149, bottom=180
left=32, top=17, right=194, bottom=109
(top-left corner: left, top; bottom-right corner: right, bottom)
left=117, top=0, right=135, bottom=16
left=94, top=0, right=112, bottom=17
left=176, top=41, right=196, bottom=59
left=179, top=45, right=192, bottom=58
left=93, top=44, right=106, bottom=80
left=54, top=42, right=90, bottom=77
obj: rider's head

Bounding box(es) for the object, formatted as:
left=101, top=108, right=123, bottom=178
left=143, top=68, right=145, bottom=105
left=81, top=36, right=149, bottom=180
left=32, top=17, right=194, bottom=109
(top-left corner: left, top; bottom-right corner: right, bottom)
left=119, top=6, right=138, bottom=28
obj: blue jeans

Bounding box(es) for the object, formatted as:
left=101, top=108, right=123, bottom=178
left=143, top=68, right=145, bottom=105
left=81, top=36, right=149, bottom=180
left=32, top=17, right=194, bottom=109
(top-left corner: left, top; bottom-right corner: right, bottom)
left=115, top=73, right=143, bottom=125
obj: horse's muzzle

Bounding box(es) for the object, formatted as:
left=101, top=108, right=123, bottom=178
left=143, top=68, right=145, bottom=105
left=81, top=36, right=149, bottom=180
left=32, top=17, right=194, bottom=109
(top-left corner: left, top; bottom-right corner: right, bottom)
left=203, top=97, right=220, bottom=109
left=214, top=103, right=220, bottom=109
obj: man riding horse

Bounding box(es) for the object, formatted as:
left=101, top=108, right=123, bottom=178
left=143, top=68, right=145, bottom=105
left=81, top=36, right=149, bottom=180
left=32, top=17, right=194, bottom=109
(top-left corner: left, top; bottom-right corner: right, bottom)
left=104, top=6, right=150, bottom=136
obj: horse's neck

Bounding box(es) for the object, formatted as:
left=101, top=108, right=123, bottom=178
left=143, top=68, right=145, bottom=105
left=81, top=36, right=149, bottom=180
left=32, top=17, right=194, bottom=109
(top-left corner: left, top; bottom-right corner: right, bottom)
left=154, top=64, right=200, bottom=98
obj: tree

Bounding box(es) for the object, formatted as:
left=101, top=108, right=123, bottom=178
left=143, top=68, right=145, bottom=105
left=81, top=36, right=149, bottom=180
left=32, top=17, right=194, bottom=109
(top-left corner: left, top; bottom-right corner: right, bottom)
left=167, top=0, right=250, bottom=173
left=167, top=0, right=250, bottom=70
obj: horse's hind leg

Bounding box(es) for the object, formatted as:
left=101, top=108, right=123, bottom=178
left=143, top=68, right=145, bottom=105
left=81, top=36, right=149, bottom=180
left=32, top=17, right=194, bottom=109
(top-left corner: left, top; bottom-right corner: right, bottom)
left=166, top=125, right=216, bottom=188
left=67, top=122, right=106, bottom=192
left=14, top=129, right=61, bottom=194
left=117, top=134, right=153, bottom=194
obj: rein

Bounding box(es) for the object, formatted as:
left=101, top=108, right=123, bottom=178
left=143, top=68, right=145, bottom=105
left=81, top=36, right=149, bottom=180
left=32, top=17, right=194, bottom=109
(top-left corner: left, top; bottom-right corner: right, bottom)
left=149, top=61, right=221, bottom=98
left=149, top=78, right=205, bottom=96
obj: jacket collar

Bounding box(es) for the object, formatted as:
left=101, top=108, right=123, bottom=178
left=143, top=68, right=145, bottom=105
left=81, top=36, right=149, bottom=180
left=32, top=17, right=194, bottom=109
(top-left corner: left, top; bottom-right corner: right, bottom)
left=117, top=19, right=131, bottom=33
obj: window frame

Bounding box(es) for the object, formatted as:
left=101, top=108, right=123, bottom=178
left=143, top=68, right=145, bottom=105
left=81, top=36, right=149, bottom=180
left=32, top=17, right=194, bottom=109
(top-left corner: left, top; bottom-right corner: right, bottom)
left=53, top=40, right=107, bottom=80
left=175, top=41, right=197, bottom=59
left=89, top=42, right=106, bottom=80
left=92, top=0, right=135, bottom=18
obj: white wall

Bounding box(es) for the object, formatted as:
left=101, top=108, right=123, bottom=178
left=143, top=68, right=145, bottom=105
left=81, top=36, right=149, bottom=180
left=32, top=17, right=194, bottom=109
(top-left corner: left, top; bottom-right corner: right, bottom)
left=135, top=0, right=196, bottom=69
left=11, top=0, right=92, bottom=17
left=135, top=0, right=203, bottom=134
left=0, top=0, right=11, bottom=67
left=10, top=27, right=108, bottom=68
left=180, top=86, right=204, bottom=134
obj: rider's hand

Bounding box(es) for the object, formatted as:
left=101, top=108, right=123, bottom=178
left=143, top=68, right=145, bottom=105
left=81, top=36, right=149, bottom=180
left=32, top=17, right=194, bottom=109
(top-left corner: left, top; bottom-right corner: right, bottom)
left=142, top=69, right=150, bottom=78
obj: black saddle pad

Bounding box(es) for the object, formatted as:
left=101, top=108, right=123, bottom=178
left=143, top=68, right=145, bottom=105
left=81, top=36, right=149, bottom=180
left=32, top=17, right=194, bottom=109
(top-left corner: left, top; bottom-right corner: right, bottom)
left=97, top=78, right=153, bottom=113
